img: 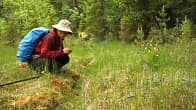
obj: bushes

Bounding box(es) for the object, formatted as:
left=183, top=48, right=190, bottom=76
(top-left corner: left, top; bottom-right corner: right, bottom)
left=0, top=0, right=58, bottom=46
left=79, top=0, right=106, bottom=41
left=0, top=0, right=195, bottom=44
left=119, top=16, right=137, bottom=42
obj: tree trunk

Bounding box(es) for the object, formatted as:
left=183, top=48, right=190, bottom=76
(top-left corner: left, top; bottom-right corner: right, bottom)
left=72, top=0, right=77, bottom=8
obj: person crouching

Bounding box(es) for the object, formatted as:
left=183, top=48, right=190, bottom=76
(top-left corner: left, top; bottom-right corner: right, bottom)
left=28, top=19, right=73, bottom=73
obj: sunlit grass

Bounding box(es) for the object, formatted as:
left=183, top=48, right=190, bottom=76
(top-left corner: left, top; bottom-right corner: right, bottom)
left=64, top=38, right=195, bottom=110
left=0, top=39, right=195, bottom=109
left=0, top=47, right=39, bottom=84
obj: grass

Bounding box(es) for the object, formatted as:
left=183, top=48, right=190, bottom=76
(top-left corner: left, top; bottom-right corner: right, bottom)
left=0, top=46, right=39, bottom=84
left=0, top=38, right=195, bottom=109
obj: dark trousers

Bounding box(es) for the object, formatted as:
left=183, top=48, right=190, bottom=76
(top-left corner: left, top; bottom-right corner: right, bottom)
left=28, top=55, right=70, bottom=73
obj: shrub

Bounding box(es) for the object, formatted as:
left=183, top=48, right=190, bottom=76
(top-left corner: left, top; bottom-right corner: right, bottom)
left=0, top=0, right=58, bottom=46
left=180, top=16, right=192, bottom=42
left=147, top=26, right=162, bottom=43
left=136, top=26, right=144, bottom=43
left=119, top=16, right=137, bottom=42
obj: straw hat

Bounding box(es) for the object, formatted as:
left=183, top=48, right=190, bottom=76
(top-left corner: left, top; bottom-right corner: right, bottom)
left=52, top=19, right=73, bottom=34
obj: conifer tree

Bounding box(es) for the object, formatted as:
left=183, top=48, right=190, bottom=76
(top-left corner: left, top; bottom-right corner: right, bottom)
left=181, top=16, right=192, bottom=42
left=156, top=5, right=170, bottom=43
left=81, top=0, right=106, bottom=41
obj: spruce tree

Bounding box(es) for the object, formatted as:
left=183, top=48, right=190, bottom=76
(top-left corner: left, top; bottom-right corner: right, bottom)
left=81, top=0, right=106, bottom=41
left=156, top=5, right=170, bottom=43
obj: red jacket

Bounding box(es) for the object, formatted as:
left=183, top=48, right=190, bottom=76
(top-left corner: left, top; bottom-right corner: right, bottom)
left=33, top=29, right=65, bottom=58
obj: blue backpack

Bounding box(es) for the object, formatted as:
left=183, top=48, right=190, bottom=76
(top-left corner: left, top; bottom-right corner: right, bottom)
left=17, top=27, right=50, bottom=62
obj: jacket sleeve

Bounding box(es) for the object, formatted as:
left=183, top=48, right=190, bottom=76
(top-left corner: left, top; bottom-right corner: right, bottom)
left=40, top=35, right=65, bottom=58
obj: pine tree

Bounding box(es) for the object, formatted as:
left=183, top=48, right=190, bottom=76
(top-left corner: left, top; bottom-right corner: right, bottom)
left=156, top=5, right=170, bottom=43
left=81, top=0, right=106, bottom=41
left=181, top=16, right=192, bottom=42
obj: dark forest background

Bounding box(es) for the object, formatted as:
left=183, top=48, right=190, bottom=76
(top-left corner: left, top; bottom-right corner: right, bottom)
left=0, top=0, right=196, bottom=45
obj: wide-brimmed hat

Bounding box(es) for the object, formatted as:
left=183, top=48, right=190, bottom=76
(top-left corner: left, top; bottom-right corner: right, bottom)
left=52, top=19, right=73, bottom=34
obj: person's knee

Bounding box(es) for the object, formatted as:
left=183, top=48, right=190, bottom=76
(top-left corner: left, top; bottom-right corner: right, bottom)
left=55, top=55, right=70, bottom=68
left=64, top=55, right=70, bottom=64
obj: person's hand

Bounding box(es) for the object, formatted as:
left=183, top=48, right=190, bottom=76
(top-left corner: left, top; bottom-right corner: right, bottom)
left=63, top=48, right=72, bottom=54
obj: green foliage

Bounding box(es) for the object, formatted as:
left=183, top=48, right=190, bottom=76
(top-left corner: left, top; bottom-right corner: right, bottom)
left=104, top=0, right=121, bottom=40
left=181, top=16, right=193, bottom=41
left=140, top=40, right=160, bottom=70
left=0, top=0, right=58, bottom=46
left=1, top=0, right=196, bottom=43
left=80, top=0, right=106, bottom=41
left=0, top=0, right=196, bottom=109
left=191, top=25, right=196, bottom=39
left=156, top=5, right=170, bottom=29
left=155, top=5, right=170, bottom=43
left=49, top=0, right=73, bottom=19
left=148, top=26, right=161, bottom=42
left=136, top=26, right=144, bottom=42
left=119, top=16, right=137, bottom=42
left=69, top=8, right=81, bottom=36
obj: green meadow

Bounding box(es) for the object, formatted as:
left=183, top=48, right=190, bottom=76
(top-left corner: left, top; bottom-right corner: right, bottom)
left=0, top=39, right=195, bottom=109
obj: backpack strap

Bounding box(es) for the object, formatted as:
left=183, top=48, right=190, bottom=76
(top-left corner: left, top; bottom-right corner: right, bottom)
left=47, top=33, right=56, bottom=49
left=38, top=33, right=56, bottom=53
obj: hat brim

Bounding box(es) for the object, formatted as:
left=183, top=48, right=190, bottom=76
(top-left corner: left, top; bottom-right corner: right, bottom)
left=52, top=24, right=73, bottom=34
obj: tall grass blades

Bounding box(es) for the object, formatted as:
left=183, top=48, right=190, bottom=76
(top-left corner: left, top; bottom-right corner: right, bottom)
left=0, top=39, right=195, bottom=109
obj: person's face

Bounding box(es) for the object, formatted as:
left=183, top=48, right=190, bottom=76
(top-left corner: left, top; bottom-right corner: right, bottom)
left=57, top=30, right=69, bottom=39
